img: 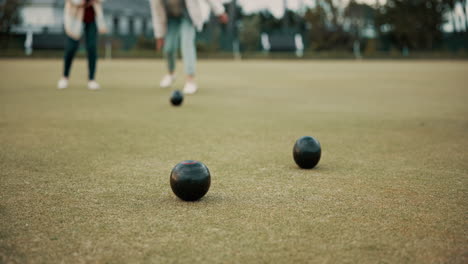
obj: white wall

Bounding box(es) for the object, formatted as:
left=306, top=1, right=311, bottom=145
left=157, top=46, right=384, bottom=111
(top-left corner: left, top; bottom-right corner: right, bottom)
left=18, top=6, right=63, bottom=33
left=105, top=14, right=114, bottom=34
left=14, top=4, right=151, bottom=36
left=119, top=16, right=129, bottom=35
left=134, top=17, right=143, bottom=35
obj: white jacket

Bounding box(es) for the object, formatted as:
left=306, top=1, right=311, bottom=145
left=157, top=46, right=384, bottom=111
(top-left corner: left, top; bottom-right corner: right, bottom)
left=149, top=0, right=225, bottom=39
left=64, top=0, right=107, bottom=40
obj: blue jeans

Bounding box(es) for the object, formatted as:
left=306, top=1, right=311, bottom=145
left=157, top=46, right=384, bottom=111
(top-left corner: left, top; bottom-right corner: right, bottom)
left=164, top=16, right=196, bottom=76
left=63, top=22, right=98, bottom=80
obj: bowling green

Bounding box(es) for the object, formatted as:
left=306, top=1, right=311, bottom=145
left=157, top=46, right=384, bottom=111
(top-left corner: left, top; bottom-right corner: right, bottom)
left=0, top=59, right=467, bottom=263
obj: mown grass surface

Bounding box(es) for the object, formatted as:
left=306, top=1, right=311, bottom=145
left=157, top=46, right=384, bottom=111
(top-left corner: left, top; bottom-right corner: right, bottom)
left=0, top=59, right=467, bottom=263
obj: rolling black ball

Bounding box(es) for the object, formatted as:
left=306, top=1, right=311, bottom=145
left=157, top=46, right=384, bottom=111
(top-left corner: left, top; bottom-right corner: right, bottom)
left=293, top=136, right=321, bottom=169
left=170, top=160, right=211, bottom=201
left=170, top=90, right=184, bottom=106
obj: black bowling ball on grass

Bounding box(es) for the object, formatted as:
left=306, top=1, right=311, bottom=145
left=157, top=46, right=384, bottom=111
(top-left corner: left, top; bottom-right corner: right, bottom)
left=170, top=160, right=211, bottom=201
left=170, top=90, right=184, bottom=106
left=293, top=136, right=321, bottom=169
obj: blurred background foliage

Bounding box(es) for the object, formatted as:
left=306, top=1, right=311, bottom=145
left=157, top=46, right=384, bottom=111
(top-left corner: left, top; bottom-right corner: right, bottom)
left=0, top=0, right=467, bottom=58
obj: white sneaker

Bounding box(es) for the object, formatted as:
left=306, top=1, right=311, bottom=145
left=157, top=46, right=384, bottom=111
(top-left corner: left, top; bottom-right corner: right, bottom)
left=57, top=78, right=68, bottom=89
left=88, top=80, right=100, bottom=90
left=183, top=81, right=198, bottom=95
left=160, top=74, right=175, bottom=88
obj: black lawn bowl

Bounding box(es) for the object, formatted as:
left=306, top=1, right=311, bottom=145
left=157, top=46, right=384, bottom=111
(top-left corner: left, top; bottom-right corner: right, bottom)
left=170, top=160, right=211, bottom=201
left=170, top=90, right=184, bottom=106
left=293, top=136, right=321, bottom=169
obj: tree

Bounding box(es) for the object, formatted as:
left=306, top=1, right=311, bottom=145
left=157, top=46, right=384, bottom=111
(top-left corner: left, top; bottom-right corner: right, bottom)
left=376, top=0, right=446, bottom=50
left=344, top=0, right=375, bottom=40
left=0, top=0, right=22, bottom=33
left=344, top=0, right=376, bottom=57
left=303, top=0, right=351, bottom=50
left=239, top=14, right=261, bottom=51
left=0, top=0, right=23, bottom=50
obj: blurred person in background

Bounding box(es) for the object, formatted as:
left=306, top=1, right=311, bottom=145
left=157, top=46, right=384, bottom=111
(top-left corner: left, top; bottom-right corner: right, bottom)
left=57, top=0, right=107, bottom=90
left=150, top=0, right=228, bottom=94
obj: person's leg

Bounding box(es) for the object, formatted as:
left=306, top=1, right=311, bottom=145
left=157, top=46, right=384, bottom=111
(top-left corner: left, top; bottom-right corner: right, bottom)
left=180, top=17, right=196, bottom=78
left=164, top=18, right=181, bottom=74
left=84, top=22, right=98, bottom=81
left=63, top=35, right=80, bottom=79
left=159, top=18, right=180, bottom=88
left=58, top=34, right=80, bottom=89
left=180, top=17, right=197, bottom=94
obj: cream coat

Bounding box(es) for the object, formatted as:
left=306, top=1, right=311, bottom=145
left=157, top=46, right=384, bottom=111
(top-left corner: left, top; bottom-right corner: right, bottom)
left=64, top=0, right=107, bottom=40
left=149, top=0, right=225, bottom=39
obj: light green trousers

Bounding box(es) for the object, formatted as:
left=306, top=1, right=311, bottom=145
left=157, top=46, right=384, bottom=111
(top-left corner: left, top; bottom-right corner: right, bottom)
left=164, top=16, right=196, bottom=76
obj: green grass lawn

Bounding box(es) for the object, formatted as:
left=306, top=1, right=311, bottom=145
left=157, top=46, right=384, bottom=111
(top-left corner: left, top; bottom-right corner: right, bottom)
left=0, top=59, right=467, bottom=263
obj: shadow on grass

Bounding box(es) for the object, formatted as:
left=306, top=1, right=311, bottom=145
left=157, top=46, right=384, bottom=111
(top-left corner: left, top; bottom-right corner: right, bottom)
left=156, top=193, right=230, bottom=208
left=287, top=164, right=332, bottom=173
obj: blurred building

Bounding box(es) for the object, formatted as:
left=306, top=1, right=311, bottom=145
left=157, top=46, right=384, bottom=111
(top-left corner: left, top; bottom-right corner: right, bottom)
left=13, top=0, right=153, bottom=50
